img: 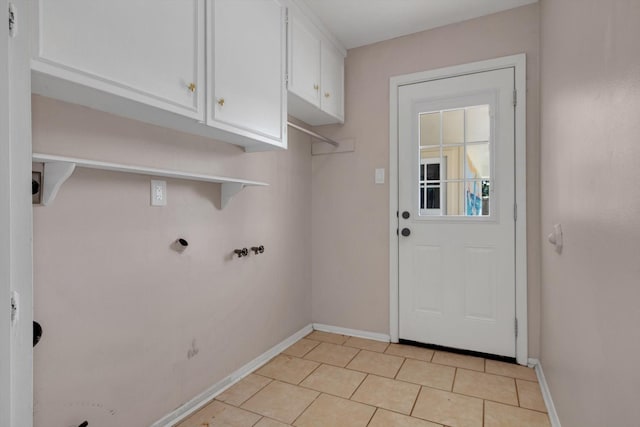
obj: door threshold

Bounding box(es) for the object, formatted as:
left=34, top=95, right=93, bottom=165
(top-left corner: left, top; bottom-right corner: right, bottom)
left=399, top=339, right=517, bottom=364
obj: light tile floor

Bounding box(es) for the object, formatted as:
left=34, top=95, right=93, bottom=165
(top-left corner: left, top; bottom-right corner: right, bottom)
left=176, top=331, right=550, bottom=427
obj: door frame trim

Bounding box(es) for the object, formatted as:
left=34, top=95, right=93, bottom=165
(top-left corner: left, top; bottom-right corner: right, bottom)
left=389, top=54, right=528, bottom=365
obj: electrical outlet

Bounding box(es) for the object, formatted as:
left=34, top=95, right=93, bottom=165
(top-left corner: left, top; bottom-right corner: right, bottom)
left=151, top=180, right=166, bottom=206
left=375, top=168, right=385, bottom=184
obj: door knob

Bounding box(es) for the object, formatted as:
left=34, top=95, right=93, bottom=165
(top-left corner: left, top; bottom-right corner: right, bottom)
left=401, top=228, right=411, bottom=237
left=402, top=211, right=410, bottom=219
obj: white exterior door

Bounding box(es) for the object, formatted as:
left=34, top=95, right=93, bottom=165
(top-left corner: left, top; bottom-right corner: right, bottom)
left=1, top=0, right=33, bottom=425
left=398, top=68, right=516, bottom=357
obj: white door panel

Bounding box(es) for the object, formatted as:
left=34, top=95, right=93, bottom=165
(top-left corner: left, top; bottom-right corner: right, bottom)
left=398, top=68, right=515, bottom=357
left=2, top=0, right=33, bottom=425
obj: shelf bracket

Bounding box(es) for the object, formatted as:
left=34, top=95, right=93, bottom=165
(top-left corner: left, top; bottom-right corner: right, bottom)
left=220, top=182, right=245, bottom=209
left=41, top=161, right=76, bottom=206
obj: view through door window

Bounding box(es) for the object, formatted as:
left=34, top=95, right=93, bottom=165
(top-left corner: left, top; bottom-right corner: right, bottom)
left=419, top=105, right=492, bottom=217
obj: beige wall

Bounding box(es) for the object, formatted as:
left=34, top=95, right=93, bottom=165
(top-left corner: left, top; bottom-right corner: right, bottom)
left=539, top=0, right=640, bottom=425
left=32, top=96, right=312, bottom=426
left=311, top=4, right=542, bottom=356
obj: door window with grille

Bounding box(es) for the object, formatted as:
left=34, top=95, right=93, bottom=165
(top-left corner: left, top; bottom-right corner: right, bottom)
left=418, top=105, right=492, bottom=217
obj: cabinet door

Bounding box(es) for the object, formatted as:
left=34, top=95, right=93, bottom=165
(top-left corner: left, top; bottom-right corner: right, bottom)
left=288, top=12, right=321, bottom=107
left=209, top=0, right=286, bottom=144
left=34, top=0, right=204, bottom=119
left=320, top=42, right=344, bottom=120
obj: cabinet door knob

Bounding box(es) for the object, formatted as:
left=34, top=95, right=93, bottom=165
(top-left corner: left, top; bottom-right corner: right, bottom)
left=217, top=98, right=225, bottom=106
left=313, top=84, right=319, bottom=90
left=188, top=83, right=196, bottom=92
left=324, top=92, right=330, bottom=98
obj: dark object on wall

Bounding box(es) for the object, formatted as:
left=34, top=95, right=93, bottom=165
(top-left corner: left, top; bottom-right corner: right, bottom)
left=33, top=321, right=42, bottom=347
left=177, top=238, right=189, bottom=247
left=234, top=248, right=249, bottom=258
left=251, top=245, right=265, bottom=255
left=32, top=171, right=42, bottom=204
left=78, top=421, right=89, bottom=427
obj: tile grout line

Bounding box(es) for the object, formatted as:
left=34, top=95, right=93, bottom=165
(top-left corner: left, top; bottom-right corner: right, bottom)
left=393, top=356, right=408, bottom=380
left=294, top=339, right=321, bottom=358
left=226, top=374, right=273, bottom=408
left=451, top=368, right=458, bottom=392
left=224, top=396, right=282, bottom=424
left=482, top=399, right=486, bottom=427
left=349, top=373, right=370, bottom=402
left=408, top=381, right=422, bottom=417
left=447, top=387, right=542, bottom=412
left=289, top=390, right=323, bottom=426
left=364, top=407, right=379, bottom=427
left=295, top=358, right=324, bottom=386
left=293, top=363, right=367, bottom=401
left=346, top=369, right=368, bottom=400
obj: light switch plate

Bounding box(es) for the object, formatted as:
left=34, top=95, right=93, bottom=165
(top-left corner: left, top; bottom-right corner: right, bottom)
left=151, top=180, right=166, bottom=206
left=375, top=168, right=385, bottom=184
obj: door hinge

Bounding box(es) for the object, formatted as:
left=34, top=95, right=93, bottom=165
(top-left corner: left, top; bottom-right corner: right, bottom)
left=285, top=72, right=289, bottom=86
left=514, top=317, right=519, bottom=338
left=8, top=3, right=16, bottom=37
left=284, top=8, right=289, bottom=24
left=513, top=89, right=517, bottom=107
left=513, top=203, right=518, bottom=221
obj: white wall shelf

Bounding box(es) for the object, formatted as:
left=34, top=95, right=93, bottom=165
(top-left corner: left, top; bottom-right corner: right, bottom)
left=32, top=153, right=268, bottom=208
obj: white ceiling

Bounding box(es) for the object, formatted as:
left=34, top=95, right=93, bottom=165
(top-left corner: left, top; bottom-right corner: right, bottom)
left=301, top=0, right=538, bottom=49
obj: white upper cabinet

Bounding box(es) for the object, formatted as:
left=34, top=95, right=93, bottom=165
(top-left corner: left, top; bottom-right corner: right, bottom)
left=31, top=0, right=288, bottom=151
left=320, top=42, right=344, bottom=120
left=288, top=14, right=321, bottom=107
left=208, top=0, right=287, bottom=148
left=286, top=4, right=346, bottom=126
left=32, top=0, right=205, bottom=120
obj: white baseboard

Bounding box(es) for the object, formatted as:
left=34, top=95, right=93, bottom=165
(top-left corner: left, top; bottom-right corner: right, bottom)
left=150, top=324, right=314, bottom=427
left=312, top=323, right=391, bottom=343
left=528, top=358, right=561, bottom=427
